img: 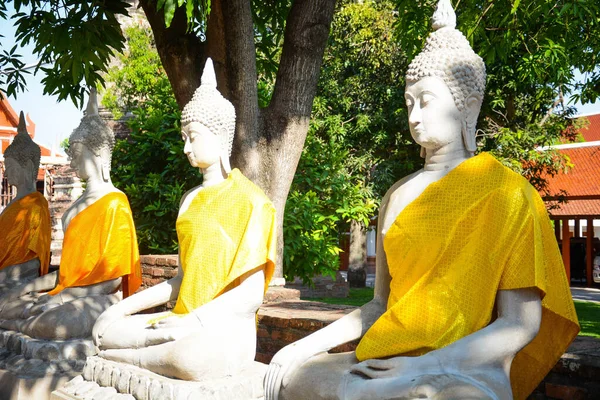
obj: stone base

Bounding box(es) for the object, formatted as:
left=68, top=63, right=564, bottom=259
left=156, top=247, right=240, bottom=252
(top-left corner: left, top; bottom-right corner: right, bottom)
left=0, top=367, right=76, bottom=400
left=0, top=329, right=95, bottom=400
left=52, top=356, right=267, bottom=400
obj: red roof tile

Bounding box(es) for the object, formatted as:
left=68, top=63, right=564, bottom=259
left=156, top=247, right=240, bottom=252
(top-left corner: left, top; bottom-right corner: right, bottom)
left=578, top=113, right=600, bottom=142
left=544, top=146, right=600, bottom=197
left=549, top=199, right=600, bottom=218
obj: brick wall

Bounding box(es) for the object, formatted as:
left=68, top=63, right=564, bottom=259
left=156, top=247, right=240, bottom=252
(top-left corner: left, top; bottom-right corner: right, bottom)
left=139, top=254, right=179, bottom=311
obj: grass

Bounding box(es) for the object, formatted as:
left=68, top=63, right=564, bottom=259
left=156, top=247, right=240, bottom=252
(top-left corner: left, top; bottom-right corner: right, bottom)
left=574, top=300, right=600, bottom=339
left=306, top=287, right=374, bottom=307
left=309, top=288, right=600, bottom=338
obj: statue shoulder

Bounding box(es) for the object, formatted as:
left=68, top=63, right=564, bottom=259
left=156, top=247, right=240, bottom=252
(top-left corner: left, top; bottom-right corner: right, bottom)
left=380, top=170, right=422, bottom=211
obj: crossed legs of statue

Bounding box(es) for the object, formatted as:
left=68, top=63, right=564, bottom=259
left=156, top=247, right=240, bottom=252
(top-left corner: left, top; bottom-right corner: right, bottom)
left=0, top=294, right=120, bottom=340
left=280, top=352, right=503, bottom=400
left=97, top=313, right=257, bottom=381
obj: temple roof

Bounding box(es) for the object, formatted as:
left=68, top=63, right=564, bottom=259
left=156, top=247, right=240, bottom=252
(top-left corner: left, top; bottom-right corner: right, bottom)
left=578, top=113, right=600, bottom=142
left=0, top=94, right=61, bottom=163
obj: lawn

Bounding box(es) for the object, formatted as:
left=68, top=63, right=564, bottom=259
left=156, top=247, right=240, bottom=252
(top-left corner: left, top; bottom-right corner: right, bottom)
left=574, top=300, right=600, bottom=339
left=308, top=288, right=600, bottom=338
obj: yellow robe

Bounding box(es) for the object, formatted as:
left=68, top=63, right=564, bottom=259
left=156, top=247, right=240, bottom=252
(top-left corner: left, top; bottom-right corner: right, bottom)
left=48, top=192, right=142, bottom=297
left=172, top=169, right=276, bottom=314
left=356, top=152, right=579, bottom=400
left=0, top=192, right=51, bottom=275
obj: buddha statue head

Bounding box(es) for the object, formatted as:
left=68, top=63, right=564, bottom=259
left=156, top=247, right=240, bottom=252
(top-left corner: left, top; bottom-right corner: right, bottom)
left=4, top=112, right=41, bottom=188
left=405, top=0, right=486, bottom=156
left=66, top=88, right=115, bottom=182
left=180, top=58, right=236, bottom=173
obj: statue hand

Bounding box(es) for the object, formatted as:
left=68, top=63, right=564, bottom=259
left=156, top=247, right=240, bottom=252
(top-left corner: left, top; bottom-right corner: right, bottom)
left=265, top=342, right=324, bottom=400
left=93, top=303, right=128, bottom=348
left=350, top=353, right=442, bottom=380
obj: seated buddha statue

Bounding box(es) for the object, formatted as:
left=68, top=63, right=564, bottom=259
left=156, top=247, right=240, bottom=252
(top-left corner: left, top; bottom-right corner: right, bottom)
left=264, top=1, right=579, bottom=399
left=0, top=112, right=50, bottom=286
left=0, top=89, right=142, bottom=340
left=91, top=58, right=276, bottom=381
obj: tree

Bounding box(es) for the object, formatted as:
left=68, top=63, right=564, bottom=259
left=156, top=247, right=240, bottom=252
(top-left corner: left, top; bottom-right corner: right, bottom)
left=282, top=0, right=418, bottom=283
left=1, top=0, right=337, bottom=278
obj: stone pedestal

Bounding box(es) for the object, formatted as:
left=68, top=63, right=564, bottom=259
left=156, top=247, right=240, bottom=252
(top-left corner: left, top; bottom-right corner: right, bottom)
left=52, top=356, right=267, bottom=400
left=0, top=329, right=95, bottom=400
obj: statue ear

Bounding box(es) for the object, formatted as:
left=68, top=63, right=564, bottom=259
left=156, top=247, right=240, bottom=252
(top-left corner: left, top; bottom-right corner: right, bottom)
left=462, top=92, right=482, bottom=152
left=26, top=159, right=37, bottom=184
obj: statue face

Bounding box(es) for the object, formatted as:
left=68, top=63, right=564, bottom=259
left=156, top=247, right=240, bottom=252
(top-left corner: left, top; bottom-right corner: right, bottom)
left=181, top=121, right=221, bottom=169
left=4, top=157, right=28, bottom=187
left=405, top=76, right=464, bottom=152
left=69, top=142, right=100, bottom=182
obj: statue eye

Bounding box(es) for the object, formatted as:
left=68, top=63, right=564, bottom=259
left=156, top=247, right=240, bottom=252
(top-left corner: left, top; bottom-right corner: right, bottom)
left=405, top=99, right=414, bottom=108
left=421, top=93, right=436, bottom=106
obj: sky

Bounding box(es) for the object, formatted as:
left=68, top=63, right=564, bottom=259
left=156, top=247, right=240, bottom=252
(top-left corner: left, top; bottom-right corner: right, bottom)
left=1, top=10, right=600, bottom=152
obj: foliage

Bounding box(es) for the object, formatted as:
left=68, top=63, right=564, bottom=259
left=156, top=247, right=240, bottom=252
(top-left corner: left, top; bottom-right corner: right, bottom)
left=104, top=26, right=201, bottom=254
left=395, top=0, right=600, bottom=195
left=1, top=0, right=129, bottom=106
left=102, top=26, right=172, bottom=119
left=283, top=132, right=376, bottom=284
left=283, top=0, right=412, bottom=283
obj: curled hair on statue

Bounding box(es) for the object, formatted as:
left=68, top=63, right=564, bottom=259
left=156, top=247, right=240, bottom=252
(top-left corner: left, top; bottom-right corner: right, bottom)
left=181, top=58, right=236, bottom=158
left=67, top=88, right=115, bottom=170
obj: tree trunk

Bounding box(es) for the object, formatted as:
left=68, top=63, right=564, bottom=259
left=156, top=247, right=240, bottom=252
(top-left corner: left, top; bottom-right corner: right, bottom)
left=140, top=0, right=337, bottom=281
left=347, top=220, right=367, bottom=288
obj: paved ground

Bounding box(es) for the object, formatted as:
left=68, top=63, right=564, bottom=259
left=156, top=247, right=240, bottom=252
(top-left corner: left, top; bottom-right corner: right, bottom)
left=571, top=287, right=600, bottom=303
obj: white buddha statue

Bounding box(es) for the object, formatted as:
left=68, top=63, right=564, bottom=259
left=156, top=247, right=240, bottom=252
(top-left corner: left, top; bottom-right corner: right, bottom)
left=0, top=112, right=50, bottom=285
left=0, top=89, right=141, bottom=340
left=264, top=1, right=579, bottom=399
left=91, top=58, right=277, bottom=381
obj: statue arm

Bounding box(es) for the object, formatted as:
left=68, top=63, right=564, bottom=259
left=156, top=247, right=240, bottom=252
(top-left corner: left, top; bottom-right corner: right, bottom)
left=430, top=287, right=542, bottom=370
left=59, top=277, right=123, bottom=298
left=264, top=195, right=393, bottom=400
left=351, top=288, right=542, bottom=379
left=0, top=271, right=58, bottom=302
left=190, top=267, right=265, bottom=323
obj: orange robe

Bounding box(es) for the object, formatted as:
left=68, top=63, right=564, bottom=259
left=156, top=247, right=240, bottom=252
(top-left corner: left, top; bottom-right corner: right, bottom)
left=356, top=153, right=579, bottom=400
left=172, top=169, right=276, bottom=314
left=47, top=192, right=141, bottom=297
left=0, top=191, right=51, bottom=275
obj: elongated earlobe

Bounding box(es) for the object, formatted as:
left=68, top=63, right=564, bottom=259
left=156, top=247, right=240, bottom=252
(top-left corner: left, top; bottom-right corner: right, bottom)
left=462, top=93, right=482, bottom=153
left=101, top=163, right=110, bottom=182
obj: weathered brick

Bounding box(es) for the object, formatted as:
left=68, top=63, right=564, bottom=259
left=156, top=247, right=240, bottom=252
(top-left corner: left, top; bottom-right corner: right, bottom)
left=257, top=328, right=269, bottom=338
left=167, top=257, right=178, bottom=266
left=545, top=383, right=587, bottom=400
left=141, top=255, right=157, bottom=266
left=155, top=257, right=169, bottom=266
left=163, top=268, right=178, bottom=278
left=150, top=268, right=164, bottom=278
